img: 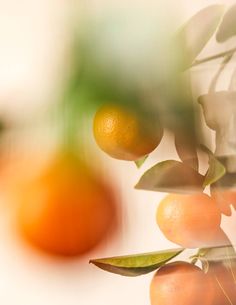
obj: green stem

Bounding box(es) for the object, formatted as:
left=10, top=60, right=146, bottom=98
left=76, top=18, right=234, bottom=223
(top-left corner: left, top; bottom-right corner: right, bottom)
left=229, top=67, right=236, bottom=90
left=59, top=69, right=82, bottom=153
left=191, top=47, right=236, bottom=67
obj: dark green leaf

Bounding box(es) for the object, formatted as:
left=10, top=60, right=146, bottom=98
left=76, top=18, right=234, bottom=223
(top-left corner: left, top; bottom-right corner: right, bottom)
left=135, top=155, right=148, bottom=168
left=90, top=248, right=184, bottom=277
left=176, top=5, right=225, bottom=68
left=135, top=160, right=204, bottom=194
left=216, top=4, right=236, bottom=42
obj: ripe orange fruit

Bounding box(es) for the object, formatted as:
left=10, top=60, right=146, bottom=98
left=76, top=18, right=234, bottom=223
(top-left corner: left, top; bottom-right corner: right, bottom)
left=211, top=189, right=236, bottom=216
left=18, top=152, right=117, bottom=256
left=156, top=193, right=221, bottom=248
left=150, top=261, right=214, bottom=305
left=93, top=104, right=163, bottom=161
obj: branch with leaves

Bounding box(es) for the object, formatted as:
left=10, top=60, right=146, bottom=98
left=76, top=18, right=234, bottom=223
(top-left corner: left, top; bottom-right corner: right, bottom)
left=76, top=3, right=236, bottom=305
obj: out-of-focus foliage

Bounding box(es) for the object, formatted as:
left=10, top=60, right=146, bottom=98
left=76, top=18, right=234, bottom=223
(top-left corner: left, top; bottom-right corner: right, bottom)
left=216, top=4, right=236, bottom=42
left=198, top=92, right=236, bottom=157
left=200, top=145, right=226, bottom=188
left=174, top=132, right=199, bottom=170
left=135, top=160, right=204, bottom=194
left=175, top=4, right=225, bottom=69
left=90, top=6, right=236, bottom=302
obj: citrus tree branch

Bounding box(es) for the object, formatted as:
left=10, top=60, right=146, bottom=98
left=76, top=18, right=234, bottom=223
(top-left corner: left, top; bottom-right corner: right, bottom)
left=191, top=47, right=236, bottom=67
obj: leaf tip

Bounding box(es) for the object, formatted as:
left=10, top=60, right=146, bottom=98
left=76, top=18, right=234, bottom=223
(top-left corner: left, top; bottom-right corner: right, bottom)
left=134, top=155, right=148, bottom=168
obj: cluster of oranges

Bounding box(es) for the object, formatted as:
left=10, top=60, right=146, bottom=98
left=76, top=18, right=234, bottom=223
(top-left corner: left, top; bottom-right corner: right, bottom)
left=153, top=192, right=236, bottom=305
left=14, top=101, right=236, bottom=304
left=92, top=103, right=236, bottom=305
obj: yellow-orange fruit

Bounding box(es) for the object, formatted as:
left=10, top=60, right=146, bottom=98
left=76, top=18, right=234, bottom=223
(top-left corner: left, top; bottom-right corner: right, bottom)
left=18, top=153, right=117, bottom=256
left=150, top=262, right=214, bottom=305
left=93, top=104, right=163, bottom=161
left=156, top=193, right=221, bottom=248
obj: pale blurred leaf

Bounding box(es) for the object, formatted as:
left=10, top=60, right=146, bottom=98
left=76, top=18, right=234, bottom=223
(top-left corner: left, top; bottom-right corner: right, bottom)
left=176, top=5, right=225, bottom=68
left=135, top=160, right=204, bottom=194
left=216, top=4, right=236, bottom=42
left=200, top=145, right=226, bottom=187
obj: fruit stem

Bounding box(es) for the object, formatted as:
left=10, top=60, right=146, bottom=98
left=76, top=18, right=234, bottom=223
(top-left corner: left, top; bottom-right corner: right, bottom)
left=59, top=38, right=86, bottom=153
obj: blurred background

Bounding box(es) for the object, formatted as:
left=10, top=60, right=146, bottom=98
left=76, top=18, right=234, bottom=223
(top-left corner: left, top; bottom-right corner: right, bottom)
left=0, top=0, right=236, bottom=304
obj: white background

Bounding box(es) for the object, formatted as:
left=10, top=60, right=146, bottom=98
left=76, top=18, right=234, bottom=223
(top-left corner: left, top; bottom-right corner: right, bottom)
left=0, top=1, right=235, bottom=304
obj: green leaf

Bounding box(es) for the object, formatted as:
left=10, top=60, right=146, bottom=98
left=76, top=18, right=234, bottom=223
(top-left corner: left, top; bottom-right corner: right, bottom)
left=89, top=248, right=184, bottom=277
left=175, top=4, right=225, bottom=68
left=216, top=4, right=236, bottom=42
left=135, top=155, right=148, bottom=168
left=135, top=160, right=204, bottom=194
left=200, top=145, right=226, bottom=187
left=204, top=157, right=226, bottom=187
left=211, top=155, right=236, bottom=187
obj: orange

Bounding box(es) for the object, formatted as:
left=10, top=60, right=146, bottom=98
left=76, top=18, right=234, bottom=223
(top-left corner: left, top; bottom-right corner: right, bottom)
left=150, top=261, right=214, bottom=305
left=18, top=152, right=117, bottom=256
left=156, top=193, right=221, bottom=248
left=93, top=104, right=163, bottom=161
left=209, top=262, right=236, bottom=305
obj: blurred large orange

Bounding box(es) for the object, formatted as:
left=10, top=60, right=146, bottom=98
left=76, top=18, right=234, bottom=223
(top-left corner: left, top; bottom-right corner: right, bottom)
left=18, top=152, right=117, bottom=256
left=93, top=104, right=163, bottom=161
left=156, top=193, right=221, bottom=248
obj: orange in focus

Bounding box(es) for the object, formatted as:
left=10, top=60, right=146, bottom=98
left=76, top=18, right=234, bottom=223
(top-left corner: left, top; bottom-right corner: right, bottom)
left=156, top=193, right=222, bottom=248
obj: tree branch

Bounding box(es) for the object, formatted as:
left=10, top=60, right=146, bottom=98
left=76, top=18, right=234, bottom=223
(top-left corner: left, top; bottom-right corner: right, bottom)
left=191, top=47, right=236, bottom=67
